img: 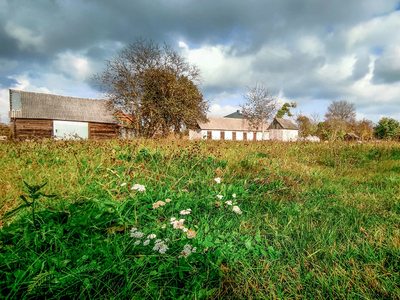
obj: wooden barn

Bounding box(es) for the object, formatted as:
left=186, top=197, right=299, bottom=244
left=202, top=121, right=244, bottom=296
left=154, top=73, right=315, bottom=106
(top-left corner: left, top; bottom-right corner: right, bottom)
left=9, top=89, right=118, bottom=140
left=189, top=116, right=269, bottom=141
left=268, top=118, right=299, bottom=141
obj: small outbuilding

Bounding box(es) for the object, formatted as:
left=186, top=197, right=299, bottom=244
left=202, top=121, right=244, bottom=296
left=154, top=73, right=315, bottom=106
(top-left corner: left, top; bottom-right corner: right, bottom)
left=189, top=116, right=269, bottom=141
left=9, top=89, right=118, bottom=140
left=268, top=118, right=298, bottom=141
left=343, top=133, right=360, bottom=141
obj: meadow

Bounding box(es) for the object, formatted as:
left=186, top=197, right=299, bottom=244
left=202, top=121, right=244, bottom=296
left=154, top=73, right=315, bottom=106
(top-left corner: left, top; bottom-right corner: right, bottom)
left=0, top=138, right=399, bottom=299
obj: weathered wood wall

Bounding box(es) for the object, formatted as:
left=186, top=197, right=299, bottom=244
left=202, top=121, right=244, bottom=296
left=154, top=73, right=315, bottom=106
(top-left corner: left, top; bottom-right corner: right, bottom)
left=89, top=123, right=118, bottom=139
left=14, top=119, right=53, bottom=139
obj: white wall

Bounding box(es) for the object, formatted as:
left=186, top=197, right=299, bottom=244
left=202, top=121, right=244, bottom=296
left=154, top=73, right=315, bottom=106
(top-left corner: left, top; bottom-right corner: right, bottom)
left=224, top=131, right=232, bottom=140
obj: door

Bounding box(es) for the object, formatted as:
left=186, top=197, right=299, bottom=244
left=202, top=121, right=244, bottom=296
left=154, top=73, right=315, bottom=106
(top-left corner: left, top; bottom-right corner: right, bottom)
left=53, top=120, right=89, bottom=140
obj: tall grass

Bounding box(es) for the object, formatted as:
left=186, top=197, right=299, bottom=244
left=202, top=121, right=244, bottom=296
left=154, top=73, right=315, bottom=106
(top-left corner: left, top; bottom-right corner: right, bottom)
left=0, top=139, right=399, bottom=299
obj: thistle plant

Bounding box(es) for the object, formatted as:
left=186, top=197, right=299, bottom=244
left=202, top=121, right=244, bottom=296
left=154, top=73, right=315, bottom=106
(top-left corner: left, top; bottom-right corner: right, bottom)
left=2, top=181, right=56, bottom=228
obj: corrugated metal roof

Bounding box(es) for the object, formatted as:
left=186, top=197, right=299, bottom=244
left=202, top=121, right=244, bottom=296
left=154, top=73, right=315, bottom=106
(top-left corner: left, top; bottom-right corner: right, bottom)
left=269, top=118, right=298, bottom=130
left=10, top=89, right=117, bottom=124
left=198, top=116, right=268, bottom=131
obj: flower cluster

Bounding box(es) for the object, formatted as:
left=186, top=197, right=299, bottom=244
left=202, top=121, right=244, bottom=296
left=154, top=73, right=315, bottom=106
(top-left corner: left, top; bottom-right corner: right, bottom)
left=232, top=206, right=242, bottom=214
left=214, top=177, right=221, bottom=184
left=153, top=201, right=166, bottom=209
left=170, top=217, right=187, bottom=231
left=131, top=184, right=146, bottom=192
left=153, top=198, right=172, bottom=209
left=216, top=195, right=223, bottom=200
left=130, top=228, right=169, bottom=254
left=179, top=244, right=197, bottom=258
left=180, top=209, right=191, bottom=215
left=153, top=239, right=169, bottom=254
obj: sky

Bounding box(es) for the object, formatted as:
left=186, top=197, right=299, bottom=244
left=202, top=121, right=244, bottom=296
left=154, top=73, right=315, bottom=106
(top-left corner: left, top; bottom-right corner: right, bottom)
left=1, top=0, right=400, bottom=124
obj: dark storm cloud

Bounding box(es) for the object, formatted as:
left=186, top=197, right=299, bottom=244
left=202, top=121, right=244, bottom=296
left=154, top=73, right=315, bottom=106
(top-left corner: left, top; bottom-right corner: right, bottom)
left=373, top=55, right=400, bottom=84
left=352, top=54, right=370, bottom=80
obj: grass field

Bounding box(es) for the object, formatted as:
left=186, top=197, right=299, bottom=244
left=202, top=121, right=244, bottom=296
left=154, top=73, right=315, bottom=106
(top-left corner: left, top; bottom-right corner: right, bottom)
left=0, top=139, right=399, bottom=299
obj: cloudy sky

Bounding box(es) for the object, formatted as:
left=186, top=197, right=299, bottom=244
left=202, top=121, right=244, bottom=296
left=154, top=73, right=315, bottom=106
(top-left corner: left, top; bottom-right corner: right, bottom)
left=1, top=0, right=400, bottom=124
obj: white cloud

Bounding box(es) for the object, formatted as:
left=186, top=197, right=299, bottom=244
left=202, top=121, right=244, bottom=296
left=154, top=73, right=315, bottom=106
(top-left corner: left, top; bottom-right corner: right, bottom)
left=209, top=104, right=240, bottom=117
left=54, top=52, right=91, bottom=81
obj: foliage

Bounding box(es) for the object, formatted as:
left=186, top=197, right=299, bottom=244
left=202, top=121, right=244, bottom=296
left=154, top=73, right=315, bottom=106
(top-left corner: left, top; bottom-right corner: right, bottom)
left=375, top=117, right=400, bottom=140
left=94, top=38, right=209, bottom=138
left=325, top=100, right=356, bottom=122
left=240, top=82, right=277, bottom=133
left=0, top=123, right=12, bottom=139
left=276, top=102, right=297, bottom=118
left=1, top=181, right=56, bottom=228
left=1, top=139, right=400, bottom=299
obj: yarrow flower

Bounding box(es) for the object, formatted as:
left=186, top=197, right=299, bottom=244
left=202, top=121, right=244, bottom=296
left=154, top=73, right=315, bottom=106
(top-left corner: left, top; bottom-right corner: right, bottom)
left=161, top=224, right=166, bottom=229
left=134, top=240, right=141, bottom=246
left=153, top=240, right=169, bottom=254
left=214, top=177, right=221, bottom=184
left=216, top=195, right=223, bottom=200
left=232, top=194, right=236, bottom=198
left=147, top=234, right=156, bottom=239
left=130, top=231, right=144, bottom=238
left=187, top=229, right=196, bottom=239
left=152, top=201, right=166, bottom=209
left=179, top=244, right=197, bottom=258
left=120, top=182, right=127, bottom=187
left=180, top=209, right=192, bottom=215
left=225, top=200, right=233, bottom=206
left=165, top=198, right=172, bottom=203
left=131, top=184, right=146, bottom=192
left=143, top=239, right=150, bottom=246
left=232, top=206, right=242, bottom=214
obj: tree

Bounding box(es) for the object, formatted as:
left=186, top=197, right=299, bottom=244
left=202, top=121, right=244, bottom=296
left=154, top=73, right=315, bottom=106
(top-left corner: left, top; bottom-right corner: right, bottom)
left=240, top=83, right=277, bottom=137
left=375, top=117, right=400, bottom=140
left=276, top=102, right=297, bottom=118
left=93, top=38, right=209, bottom=138
left=325, top=100, right=356, bottom=122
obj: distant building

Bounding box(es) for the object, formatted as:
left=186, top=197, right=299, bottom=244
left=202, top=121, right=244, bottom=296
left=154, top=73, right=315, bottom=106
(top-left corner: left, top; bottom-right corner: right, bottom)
left=9, top=90, right=118, bottom=140
left=224, top=110, right=246, bottom=119
left=343, top=133, right=359, bottom=141
left=268, top=118, right=298, bottom=141
left=189, top=116, right=269, bottom=141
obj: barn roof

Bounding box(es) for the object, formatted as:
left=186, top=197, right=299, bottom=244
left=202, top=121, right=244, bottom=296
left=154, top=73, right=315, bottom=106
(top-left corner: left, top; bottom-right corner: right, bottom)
left=197, top=116, right=268, bottom=131
left=268, top=118, right=298, bottom=130
left=9, top=89, right=117, bottom=124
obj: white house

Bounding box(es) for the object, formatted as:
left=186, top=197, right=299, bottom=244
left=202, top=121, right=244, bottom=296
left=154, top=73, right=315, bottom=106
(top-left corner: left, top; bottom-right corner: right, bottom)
left=189, top=116, right=269, bottom=141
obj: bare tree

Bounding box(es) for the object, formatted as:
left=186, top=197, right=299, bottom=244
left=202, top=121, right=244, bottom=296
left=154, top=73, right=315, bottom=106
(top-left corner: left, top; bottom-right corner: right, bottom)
left=240, top=83, right=277, bottom=138
left=93, top=38, right=208, bottom=138
left=325, top=100, right=356, bottom=122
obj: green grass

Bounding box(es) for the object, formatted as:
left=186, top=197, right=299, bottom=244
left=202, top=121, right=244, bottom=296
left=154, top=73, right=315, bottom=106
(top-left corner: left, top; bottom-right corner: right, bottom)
left=0, top=139, right=399, bottom=299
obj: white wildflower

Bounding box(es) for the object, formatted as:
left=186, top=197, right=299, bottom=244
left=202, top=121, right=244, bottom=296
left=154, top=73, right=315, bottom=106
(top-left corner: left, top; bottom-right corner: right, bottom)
left=214, top=177, right=221, bottom=184
left=131, top=184, right=146, bottom=192
left=143, top=239, right=150, bottom=246
left=130, top=227, right=137, bottom=233
left=130, top=231, right=144, bottom=238
left=192, top=247, right=197, bottom=253
left=232, top=206, right=242, bottom=214
left=180, top=209, right=192, bottom=215
left=179, top=244, right=196, bottom=258
left=120, top=182, right=127, bottom=187
left=216, top=195, right=223, bottom=200
left=225, top=200, right=233, bottom=206
left=161, top=224, right=166, bottom=229
left=147, top=234, right=156, bottom=239
left=153, top=240, right=169, bottom=254
left=164, top=238, right=170, bottom=242
left=232, top=194, right=236, bottom=198
left=182, top=228, right=188, bottom=232
left=165, top=198, right=172, bottom=203
left=134, top=240, right=141, bottom=246
left=155, top=239, right=162, bottom=244
left=153, top=201, right=166, bottom=209
left=170, top=217, right=176, bottom=222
